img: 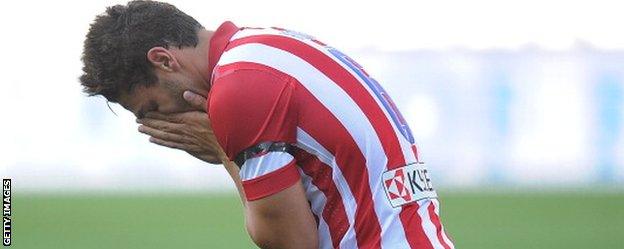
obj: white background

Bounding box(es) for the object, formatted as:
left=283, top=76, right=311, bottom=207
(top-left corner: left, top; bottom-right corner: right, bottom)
left=1, top=0, right=623, bottom=192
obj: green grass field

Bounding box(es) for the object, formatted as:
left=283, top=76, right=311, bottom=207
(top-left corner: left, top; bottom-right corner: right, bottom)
left=13, top=190, right=624, bottom=249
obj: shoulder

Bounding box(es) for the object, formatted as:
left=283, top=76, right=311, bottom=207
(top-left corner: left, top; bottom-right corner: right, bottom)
left=209, top=66, right=295, bottom=111
left=207, top=67, right=299, bottom=161
left=213, top=64, right=292, bottom=87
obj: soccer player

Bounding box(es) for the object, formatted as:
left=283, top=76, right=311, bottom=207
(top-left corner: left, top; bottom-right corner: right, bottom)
left=80, top=1, right=455, bottom=248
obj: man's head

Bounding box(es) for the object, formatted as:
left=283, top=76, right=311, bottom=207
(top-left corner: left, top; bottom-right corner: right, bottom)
left=80, top=0, right=208, bottom=118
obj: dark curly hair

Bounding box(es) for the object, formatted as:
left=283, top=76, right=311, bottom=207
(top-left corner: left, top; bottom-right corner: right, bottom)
left=80, top=0, right=203, bottom=102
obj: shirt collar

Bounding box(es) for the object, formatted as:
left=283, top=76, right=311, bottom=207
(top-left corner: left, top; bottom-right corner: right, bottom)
left=207, top=21, right=240, bottom=82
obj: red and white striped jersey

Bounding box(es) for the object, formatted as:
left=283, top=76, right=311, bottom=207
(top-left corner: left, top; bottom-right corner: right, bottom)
left=206, top=21, right=454, bottom=249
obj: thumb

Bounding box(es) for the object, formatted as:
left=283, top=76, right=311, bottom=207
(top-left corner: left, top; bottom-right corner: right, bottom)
left=183, top=90, right=207, bottom=111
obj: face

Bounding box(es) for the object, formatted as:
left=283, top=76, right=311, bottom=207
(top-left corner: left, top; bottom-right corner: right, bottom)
left=117, top=45, right=209, bottom=118
left=117, top=74, right=195, bottom=119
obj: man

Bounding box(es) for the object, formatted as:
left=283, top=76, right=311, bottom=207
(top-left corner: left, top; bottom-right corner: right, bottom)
left=80, top=1, right=455, bottom=248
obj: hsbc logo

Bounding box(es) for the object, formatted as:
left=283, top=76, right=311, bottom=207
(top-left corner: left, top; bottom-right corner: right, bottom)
left=382, top=163, right=437, bottom=208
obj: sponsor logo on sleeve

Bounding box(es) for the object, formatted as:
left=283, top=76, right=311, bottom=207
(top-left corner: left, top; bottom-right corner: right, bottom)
left=382, top=163, right=437, bottom=208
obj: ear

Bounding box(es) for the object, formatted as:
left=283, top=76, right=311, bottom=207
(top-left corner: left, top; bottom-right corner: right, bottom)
left=146, top=47, right=179, bottom=72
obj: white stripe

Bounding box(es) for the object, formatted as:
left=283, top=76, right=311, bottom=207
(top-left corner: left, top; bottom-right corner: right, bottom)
left=416, top=200, right=446, bottom=249
left=230, top=28, right=275, bottom=40
left=298, top=167, right=333, bottom=249
left=229, top=27, right=419, bottom=164
left=276, top=31, right=419, bottom=164
left=296, top=128, right=358, bottom=249
left=433, top=199, right=455, bottom=249
left=239, top=152, right=294, bottom=181
left=219, top=42, right=411, bottom=248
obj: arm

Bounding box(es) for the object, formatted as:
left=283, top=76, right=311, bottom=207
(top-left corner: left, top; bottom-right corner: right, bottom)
left=223, top=159, right=318, bottom=249
left=139, top=89, right=319, bottom=248
left=209, top=68, right=319, bottom=248
left=224, top=156, right=318, bottom=248
left=245, top=179, right=318, bottom=249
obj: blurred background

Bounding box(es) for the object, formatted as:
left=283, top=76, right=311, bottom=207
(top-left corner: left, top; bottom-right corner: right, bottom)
left=1, top=0, right=622, bottom=248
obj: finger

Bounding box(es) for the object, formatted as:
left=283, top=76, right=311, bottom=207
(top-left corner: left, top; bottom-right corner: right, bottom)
left=142, top=112, right=182, bottom=123
left=148, top=137, right=202, bottom=152
left=138, top=118, right=184, bottom=133
left=188, top=151, right=222, bottom=164
left=138, top=125, right=190, bottom=144
left=183, top=90, right=207, bottom=111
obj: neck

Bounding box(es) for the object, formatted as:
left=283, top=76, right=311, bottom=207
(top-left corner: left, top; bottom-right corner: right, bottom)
left=187, top=29, right=214, bottom=96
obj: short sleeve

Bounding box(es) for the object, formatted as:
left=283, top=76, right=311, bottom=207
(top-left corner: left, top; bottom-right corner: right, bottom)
left=208, top=69, right=299, bottom=201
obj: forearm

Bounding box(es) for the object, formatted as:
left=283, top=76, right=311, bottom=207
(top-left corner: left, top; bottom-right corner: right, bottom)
left=245, top=182, right=319, bottom=249
left=222, top=161, right=318, bottom=248
left=222, top=160, right=247, bottom=206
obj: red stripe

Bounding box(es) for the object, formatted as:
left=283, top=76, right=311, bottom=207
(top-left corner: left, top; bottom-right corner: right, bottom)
left=411, top=145, right=420, bottom=162
left=241, top=160, right=300, bottom=201
left=399, top=203, right=435, bottom=249
left=296, top=148, right=350, bottom=249
left=428, top=202, right=452, bottom=249
left=225, top=34, right=406, bottom=169
left=293, top=81, right=383, bottom=248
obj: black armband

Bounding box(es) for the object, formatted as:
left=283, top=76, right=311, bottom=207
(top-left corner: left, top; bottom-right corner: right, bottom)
left=234, top=141, right=295, bottom=168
